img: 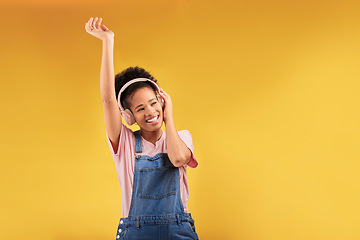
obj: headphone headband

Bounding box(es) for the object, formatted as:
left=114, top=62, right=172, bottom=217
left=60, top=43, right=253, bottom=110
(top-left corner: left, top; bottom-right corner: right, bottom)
left=117, top=78, right=161, bottom=110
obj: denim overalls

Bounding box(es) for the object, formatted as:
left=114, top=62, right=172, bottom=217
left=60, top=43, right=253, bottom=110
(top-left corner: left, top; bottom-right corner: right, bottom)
left=115, top=130, right=199, bottom=240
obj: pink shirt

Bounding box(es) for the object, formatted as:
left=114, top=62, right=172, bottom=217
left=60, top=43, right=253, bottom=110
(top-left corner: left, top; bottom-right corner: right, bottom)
left=105, top=122, right=198, bottom=218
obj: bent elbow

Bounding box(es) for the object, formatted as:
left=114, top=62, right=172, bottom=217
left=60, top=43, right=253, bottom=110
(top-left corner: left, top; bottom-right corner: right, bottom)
left=173, top=156, right=190, bottom=168
left=173, top=161, right=184, bottom=168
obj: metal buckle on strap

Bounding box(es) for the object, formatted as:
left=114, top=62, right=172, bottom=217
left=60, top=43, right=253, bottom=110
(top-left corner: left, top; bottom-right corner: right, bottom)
left=176, top=214, right=181, bottom=226
left=136, top=217, right=140, bottom=229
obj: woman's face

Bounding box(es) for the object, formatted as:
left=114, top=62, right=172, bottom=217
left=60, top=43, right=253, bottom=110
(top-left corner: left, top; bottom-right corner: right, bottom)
left=128, top=87, right=163, bottom=131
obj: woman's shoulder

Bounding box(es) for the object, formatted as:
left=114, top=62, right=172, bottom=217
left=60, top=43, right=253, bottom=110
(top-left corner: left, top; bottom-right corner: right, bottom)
left=177, top=129, right=192, bottom=135
left=114, top=122, right=136, bottom=145
left=163, top=129, right=192, bottom=137
left=175, top=130, right=194, bottom=145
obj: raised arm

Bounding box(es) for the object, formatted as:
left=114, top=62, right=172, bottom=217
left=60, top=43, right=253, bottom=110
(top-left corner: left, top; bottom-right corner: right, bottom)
left=85, top=17, right=122, bottom=153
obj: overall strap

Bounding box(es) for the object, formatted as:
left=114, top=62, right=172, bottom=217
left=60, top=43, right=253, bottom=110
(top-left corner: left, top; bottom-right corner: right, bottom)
left=134, top=130, right=143, bottom=153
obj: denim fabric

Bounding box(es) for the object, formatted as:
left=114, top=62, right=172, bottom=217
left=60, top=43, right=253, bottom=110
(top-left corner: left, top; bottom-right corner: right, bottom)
left=115, top=130, right=199, bottom=240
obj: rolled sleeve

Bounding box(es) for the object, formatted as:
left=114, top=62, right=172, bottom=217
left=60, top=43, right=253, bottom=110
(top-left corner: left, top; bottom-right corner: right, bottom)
left=178, top=130, right=198, bottom=168
left=105, top=122, right=134, bottom=166
left=106, top=131, right=120, bottom=157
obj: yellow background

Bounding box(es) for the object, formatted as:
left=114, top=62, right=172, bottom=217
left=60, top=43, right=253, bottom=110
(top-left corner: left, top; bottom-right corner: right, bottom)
left=1, top=0, right=359, bottom=239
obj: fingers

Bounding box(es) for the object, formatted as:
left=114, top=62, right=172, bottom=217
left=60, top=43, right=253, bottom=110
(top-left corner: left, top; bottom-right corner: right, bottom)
left=85, top=17, right=93, bottom=32
left=85, top=17, right=94, bottom=32
left=96, top=18, right=102, bottom=29
left=160, top=88, right=168, bottom=95
left=92, top=17, right=98, bottom=26
left=85, top=17, right=105, bottom=33
left=92, top=17, right=98, bottom=30
left=159, top=88, right=170, bottom=100
left=102, top=25, right=108, bottom=31
left=87, top=17, right=93, bottom=25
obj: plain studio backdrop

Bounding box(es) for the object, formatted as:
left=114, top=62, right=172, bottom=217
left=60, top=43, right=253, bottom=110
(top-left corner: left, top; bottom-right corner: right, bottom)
left=0, top=0, right=359, bottom=239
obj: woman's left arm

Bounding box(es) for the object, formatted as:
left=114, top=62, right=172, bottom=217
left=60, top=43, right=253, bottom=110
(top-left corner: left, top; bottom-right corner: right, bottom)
left=159, top=88, right=192, bottom=167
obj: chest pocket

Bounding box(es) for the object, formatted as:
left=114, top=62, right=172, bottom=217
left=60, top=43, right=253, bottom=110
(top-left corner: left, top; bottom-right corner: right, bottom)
left=138, top=166, right=177, bottom=199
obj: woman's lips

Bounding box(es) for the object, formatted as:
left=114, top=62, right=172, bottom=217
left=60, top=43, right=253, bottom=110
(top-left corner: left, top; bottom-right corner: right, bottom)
left=146, top=115, right=159, bottom=124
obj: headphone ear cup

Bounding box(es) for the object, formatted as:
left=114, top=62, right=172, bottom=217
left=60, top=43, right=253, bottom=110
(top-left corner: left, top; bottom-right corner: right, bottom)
left=121, top=109, right=136, bottom=126
left=126, top=109, right=136, bottom=125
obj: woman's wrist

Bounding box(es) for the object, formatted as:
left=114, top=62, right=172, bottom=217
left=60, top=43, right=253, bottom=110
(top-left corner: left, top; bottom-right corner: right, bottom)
left=164, top=115, right=174, bottom=125
left=102, top=36, right=114, bottom=44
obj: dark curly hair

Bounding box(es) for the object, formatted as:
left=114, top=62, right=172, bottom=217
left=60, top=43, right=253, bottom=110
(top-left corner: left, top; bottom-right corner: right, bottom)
left=115, top=66, right=159, bottom=111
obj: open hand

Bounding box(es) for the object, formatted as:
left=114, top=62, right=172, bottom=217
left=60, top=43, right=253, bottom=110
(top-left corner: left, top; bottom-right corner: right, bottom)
left=84, top=17, right=114, bottom=41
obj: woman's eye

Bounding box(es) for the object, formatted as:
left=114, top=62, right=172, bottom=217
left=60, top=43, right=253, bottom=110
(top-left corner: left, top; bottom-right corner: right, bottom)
left=137, top=102, right=156, bottom=112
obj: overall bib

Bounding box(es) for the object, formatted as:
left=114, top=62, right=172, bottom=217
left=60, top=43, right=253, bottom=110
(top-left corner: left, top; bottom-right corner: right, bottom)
left=115, top=130, right=199, bottom=240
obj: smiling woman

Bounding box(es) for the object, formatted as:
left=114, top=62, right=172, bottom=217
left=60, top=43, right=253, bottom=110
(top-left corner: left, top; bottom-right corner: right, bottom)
left=119, top=81, right=164, bottom=143
left=85, top=16, right=199, bottom=240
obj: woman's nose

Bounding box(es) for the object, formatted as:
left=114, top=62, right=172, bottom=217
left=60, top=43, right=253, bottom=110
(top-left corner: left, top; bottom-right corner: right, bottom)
left=145, top=106, right=155, bottom=115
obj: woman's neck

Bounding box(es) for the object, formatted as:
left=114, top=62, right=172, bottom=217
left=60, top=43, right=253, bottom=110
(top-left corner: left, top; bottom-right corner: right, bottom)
left=140, top=128, right=163, bottom=145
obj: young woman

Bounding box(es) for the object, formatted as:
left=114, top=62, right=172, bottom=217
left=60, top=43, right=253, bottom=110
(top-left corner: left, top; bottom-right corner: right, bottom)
left=85, top=17, right=199, bottom=239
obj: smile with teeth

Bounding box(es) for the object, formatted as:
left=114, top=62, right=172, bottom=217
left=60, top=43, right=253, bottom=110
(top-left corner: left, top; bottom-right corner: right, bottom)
left=146, top=115, right=159, bottom=123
